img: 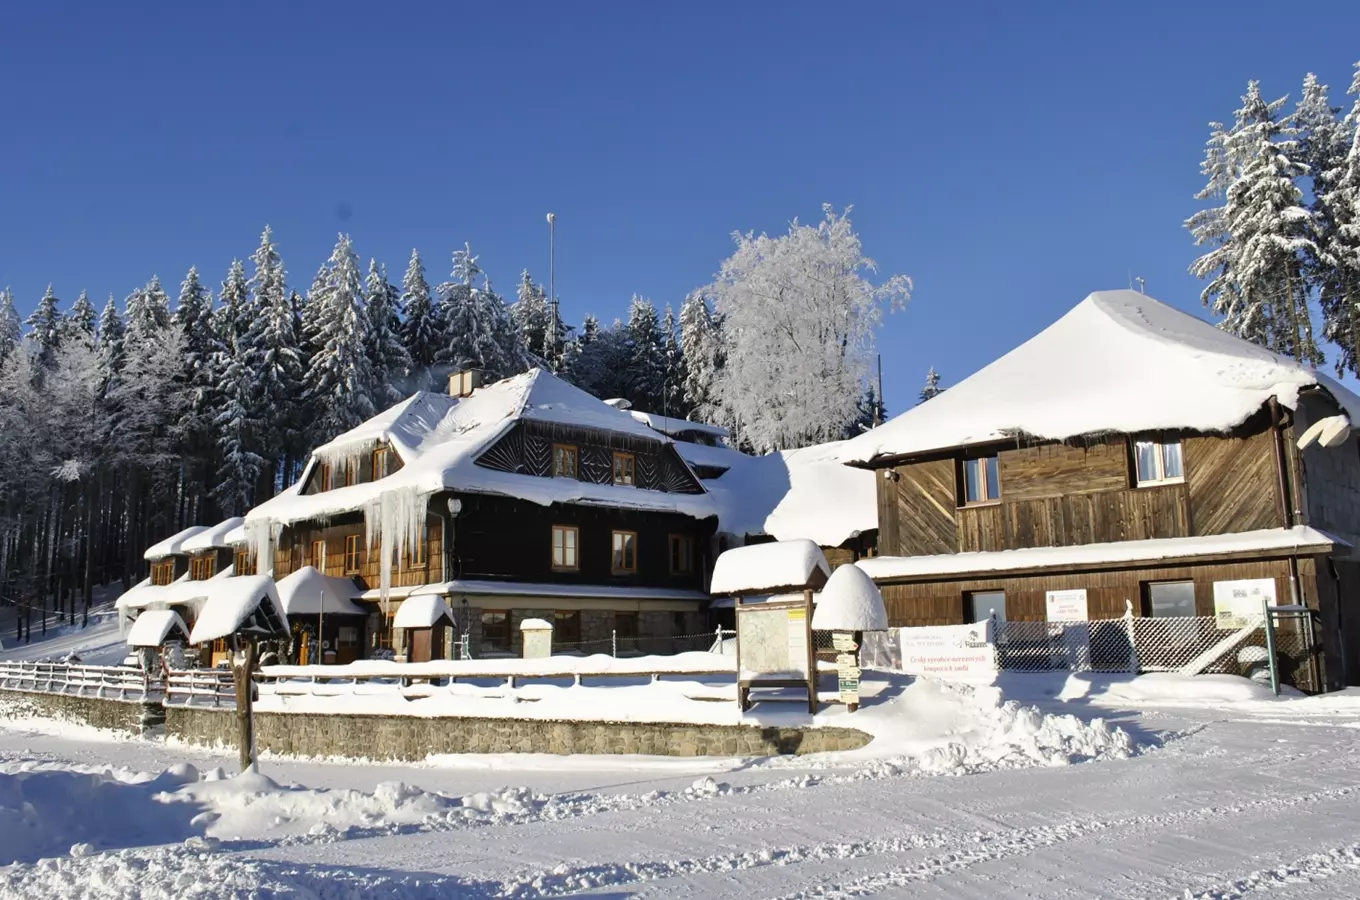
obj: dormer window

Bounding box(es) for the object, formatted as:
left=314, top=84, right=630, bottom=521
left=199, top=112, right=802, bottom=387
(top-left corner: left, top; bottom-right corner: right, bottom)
left=343, top=463, right=357, bottom=487
left=612, top=451, right=636, bottom=487
left=1135, top=440, right=1184, bottom=487
left=150, top=560, right=175, bottom=585
left=190, top=556, right=215, bottom=581
left=317, top=463, right=333, bottom=493
left=554, top=444, right=579, bottom=479
left=962, top=455, right=1000, bottom=505
left=372, top=446, right=390, bottom=480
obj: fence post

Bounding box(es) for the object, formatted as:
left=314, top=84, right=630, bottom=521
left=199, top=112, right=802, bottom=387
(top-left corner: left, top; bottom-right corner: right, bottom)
left=612, top=629, right=617, bottom=658
left=1123, top=599, right=1138, bottom=675
left=1262, top=597, right=1281, bottom=696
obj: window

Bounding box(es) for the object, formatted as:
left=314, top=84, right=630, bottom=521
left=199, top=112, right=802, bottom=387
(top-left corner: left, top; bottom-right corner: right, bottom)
left=408, top=525, right=428, bottom=568
left=310, top=539, right=326, bottom=570
left=343, top=463, right=357, bottom=487
left=234, top=548, right=253, bottom=576
left=151, top=561, right=175, bottom=586
left=1135, top=440, right=1184, bottom=486
left=614, top=611, right=638, bottom=640
left=553, top=443, right=579, bottom=479
left=344, top=535, right=362, bottom=574
left=962, top=456, right=1000, bottom=504
left=966, top=590, right=1006, bottom=624
left=554, top=610, right=581, bottom=646
left=612, top=530, right=638, bottom=574
left=372, top=446, right=390, bottom=480
left=1145, top=581, right=1197, bottom=618
left=481, top=610, right=510, bottom=654
left=551, top=525, right=579, bottom=570
left=669, top=534, right=694, bottom=575
left=190, top=555, right=215, bottom=581
left=337, top=626, right=360, bottom=648
left=317, top=463, right=333, bottom=492
left=612, top=451, right=636, bottom=486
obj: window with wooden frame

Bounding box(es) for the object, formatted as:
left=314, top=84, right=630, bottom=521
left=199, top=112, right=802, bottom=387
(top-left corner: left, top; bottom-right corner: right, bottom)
left=553, top=443, right=579, bottom=479
left=551, top=525, right=579, bottom=570
left=372, top=446, right=390, bottom=480
left=554, top=610, right=581, bottom=646
left=190, top=555, right=216, bottom=581
left=612, top=451, right=636, bottom=486
left=343, top=463, right=357, bottom=487
left=1143, top=580, right=1196, bottom=618
left=480, top=610, right=510, bottom=654
left=1133, top=439, right=1184, bottom=487
left=317, top=462, right=333, bottom=492
left=409, top=525, right=428, bottom=568
left=960, top=455, right=1001, bottom=505
left=612, top=530, right=638, bottom=574
left=344, top=534, right=362, bottom=574
left=310, top=539, right=326, bottom=570
left=150, top=560, right=175, bottom=586
left=669, top=534, right=695, bottom=575
left=234, top=548, right=253, bottom=576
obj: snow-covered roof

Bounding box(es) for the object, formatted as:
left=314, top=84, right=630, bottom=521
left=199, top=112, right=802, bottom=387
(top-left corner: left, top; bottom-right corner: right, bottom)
left=311, top=391, right=461, bottom=464
left=710, top=539, right=831, bottom=596
left=247, top=369, right=708, bottom=532
left=628, top=410, right=731, bottom=440
left=856, top=526, right=1343, bottom=582
left=188, top=576, right=288, bottom=644
left=393, top=594, right=453, bottom=629
left=842, top=290, right=1360, bottom=465
left=275, top=566, right=367, bottom=617
left=180, top=518, right=245, bottom=553
left=406, top=579, right=709, bottom=603
left=811, top=565, right=888, bottom=631
left=143, top=526, right=210, bottom=560
left=126, top=609, right=190, bottom=648
left=222, top=523, right=247, bottom=546
left=698, top=440, right=878, bottom=547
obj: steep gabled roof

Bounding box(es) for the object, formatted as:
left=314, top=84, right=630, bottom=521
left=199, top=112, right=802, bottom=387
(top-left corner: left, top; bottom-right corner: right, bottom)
left=312, top=391, right=460, bottom=464
left=842, top=290, right=1360, bottom=465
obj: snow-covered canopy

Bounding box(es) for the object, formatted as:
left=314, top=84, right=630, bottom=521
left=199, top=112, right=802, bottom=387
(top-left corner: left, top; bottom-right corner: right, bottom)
left=275, top=566, right=367, bottom=617
left=392, top=594, right=453, bottom=629
left=222, top=522, right=247, bottom=546
left=143, top=526, right=210, bottom=561
left=856, top=526, right=1342, bottom=581
left=188, top=576, right=288, bottom=645
left=710, top=539, right=831, bottom=596
left=126, top=609, right=190, bottom=648
left=519, top=617, right=552, bottom=631
left=690, top=440, right=877, bottom=547
left=628, top=410, right=731, bottom=440
left=811, top=565, right=888, bottom=631
left=842, top=290, right=1360, bottom=465
left=180, top=518, right=245, bottom=554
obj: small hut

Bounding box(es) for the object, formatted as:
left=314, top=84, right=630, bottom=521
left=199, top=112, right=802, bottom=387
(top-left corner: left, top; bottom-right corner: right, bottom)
left=275, top=566, right=369, bottom=664
left=393, top=594, right=454, bottom=662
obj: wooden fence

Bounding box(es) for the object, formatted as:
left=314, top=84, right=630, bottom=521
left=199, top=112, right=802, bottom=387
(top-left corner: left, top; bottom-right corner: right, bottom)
left=0, top=661, right=161, bottom=702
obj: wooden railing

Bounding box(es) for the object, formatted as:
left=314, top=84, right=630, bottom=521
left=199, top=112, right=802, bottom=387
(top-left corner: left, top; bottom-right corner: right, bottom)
left=0, top=661, right=162, bottom=702
left=165, top=669, right=237, bottom=707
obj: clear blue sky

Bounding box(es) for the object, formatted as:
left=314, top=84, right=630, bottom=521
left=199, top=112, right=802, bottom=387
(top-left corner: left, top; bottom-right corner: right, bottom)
left=3, top=2, right=1359, bottom=411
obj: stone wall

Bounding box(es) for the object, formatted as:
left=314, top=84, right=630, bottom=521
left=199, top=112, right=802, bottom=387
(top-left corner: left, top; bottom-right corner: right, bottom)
left=166, top=706, right=871, bottom=760
left=0, top=687, right=158, bottom=733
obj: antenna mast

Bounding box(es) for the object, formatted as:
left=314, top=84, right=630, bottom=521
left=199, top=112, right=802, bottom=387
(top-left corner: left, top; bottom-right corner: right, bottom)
left=547, top=212, right=558, bottom=365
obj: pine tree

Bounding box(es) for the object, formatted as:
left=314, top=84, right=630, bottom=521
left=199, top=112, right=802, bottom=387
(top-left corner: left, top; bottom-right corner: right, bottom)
left=436, top=243, right=528, bottom=381
left=0, top=288, right=21, bottom=365
left=511, top=269, right=554, bottom=363
left=65, top=291, right=98, bottom=346
left=624, top=296, right=666, bottom=411
left=365, top=258, right=411, bottom=405
left=661, top=304, right=687, bottom=419
left=304, top=234, right=376, bottom=440
left=25, top=285, right=64, bottom=367
left=96, top=295, right=125, bottom=366
left=214, top=260, right=250, bottom=354
left=1189, top=82, right=1321, bottom=363
left=399, top=249, right=443, bottom=392
left=679, top=291, right=723, bottom=423
left=919, top=367, right=942, bottom=403
left=1318, top=63, right=1360, bottom=376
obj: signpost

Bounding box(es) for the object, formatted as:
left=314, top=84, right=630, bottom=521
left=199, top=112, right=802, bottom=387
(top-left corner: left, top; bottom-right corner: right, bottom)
left=832, top=631, right=861, bottom=711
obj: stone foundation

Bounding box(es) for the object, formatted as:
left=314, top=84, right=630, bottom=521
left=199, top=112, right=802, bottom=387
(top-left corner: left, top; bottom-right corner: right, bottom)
left=166, top=706, right=871, bottom=760
left=0, top=687, right=160, bottom=733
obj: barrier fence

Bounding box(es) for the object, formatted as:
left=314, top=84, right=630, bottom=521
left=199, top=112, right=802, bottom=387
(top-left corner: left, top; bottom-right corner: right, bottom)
left=0, top=660, right=162, bottom=702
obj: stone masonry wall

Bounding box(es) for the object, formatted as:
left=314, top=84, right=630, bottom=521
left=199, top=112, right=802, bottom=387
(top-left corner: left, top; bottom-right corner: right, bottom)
left=166, top=706, right=871, bottom=760
left=0, top=687, right=157, bottom=733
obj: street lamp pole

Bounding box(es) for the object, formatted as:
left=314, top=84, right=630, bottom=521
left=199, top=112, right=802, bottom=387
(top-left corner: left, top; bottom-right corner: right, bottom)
left=546, top=212, right=558, bottom=365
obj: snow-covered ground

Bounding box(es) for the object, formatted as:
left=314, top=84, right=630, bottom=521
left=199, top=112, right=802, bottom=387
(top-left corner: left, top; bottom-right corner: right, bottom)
left=4, top=614, right=1360, bottom=897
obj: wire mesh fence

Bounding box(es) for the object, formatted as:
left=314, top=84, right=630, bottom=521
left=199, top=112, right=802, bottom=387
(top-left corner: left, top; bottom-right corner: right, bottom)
left=503, top=629, right=737, bottom=659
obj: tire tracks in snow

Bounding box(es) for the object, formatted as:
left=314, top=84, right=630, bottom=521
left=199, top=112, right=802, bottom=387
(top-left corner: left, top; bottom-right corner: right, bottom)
left=1175, top=841, right=1360, bottom=899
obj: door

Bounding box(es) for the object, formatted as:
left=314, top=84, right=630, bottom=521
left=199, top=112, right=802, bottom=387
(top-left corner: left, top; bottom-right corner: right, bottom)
left=966, top=591, right=1006, bottom=624
left=409, top=627, right=433, bottom=663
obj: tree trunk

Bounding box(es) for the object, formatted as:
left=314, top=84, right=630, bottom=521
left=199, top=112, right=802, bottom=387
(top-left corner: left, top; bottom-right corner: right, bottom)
left=232, top=638, right=258, bottom=772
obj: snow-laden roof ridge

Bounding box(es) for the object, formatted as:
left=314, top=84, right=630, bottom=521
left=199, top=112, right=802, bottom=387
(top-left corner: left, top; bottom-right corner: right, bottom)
left=144, top=525, right=211, bottom=560
left=180, top=517, right=245, bottom=553
left=841, top=290, right=1360, bottom=464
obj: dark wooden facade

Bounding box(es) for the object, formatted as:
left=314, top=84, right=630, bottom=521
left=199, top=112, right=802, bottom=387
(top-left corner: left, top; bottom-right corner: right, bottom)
left=273, top=512, right=444, bottom=589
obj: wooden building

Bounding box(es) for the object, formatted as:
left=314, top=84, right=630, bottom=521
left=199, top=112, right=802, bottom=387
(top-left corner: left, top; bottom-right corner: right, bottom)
left=841, top=290, right=1360, bottom=690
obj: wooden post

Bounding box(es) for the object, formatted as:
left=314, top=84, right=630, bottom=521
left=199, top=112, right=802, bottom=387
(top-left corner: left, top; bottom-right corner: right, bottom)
left=232, top=637, right=257, bottom=772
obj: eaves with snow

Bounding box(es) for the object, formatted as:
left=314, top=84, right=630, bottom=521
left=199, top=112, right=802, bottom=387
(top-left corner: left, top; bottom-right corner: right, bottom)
left=841, top=289, right=1360, bottom=466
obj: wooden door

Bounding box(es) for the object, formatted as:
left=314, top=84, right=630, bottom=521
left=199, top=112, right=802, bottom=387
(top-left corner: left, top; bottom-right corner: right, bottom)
left=410, top=627, right=432, bottom=663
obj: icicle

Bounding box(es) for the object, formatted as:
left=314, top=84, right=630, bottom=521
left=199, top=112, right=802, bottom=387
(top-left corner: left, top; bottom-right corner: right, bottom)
left=243, top=519, right=281, bottom=576
left=311, top=441, right=375, bottom=486
left=363, top=485, right=433, bottom=614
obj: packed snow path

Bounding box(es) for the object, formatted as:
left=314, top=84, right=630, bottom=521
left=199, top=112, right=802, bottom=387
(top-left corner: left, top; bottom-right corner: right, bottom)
left=4, top=692, right=1360, bottom=897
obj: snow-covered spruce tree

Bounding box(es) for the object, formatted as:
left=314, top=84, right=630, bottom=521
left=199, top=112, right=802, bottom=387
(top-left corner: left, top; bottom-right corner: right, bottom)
left=919, top=367, right=943, bottom=403
left=303, top=234, right=376, bottom=441
left=511, top=269, right=555, bottom=365
left=436, top=243, right=528, bottom=381
left=560, top=313, right=602, bottom=393
left=214, top=260, right=250, bottom=355
left=399, top=249, right=443, bottom=392
left=365, top=259, right=411, bottom=406
left=623, top=296, right=666, bottom=412
left=0, top=287, right=21, bottom=365
left=245, top=235, right=307, bottom=490
left=679, top=291, right=723, bottom=424
left=95, top=294, right=125, bottom=372
left=706, top=205, right=911, bottom=451
left=842, top=384, right=882, bottom=438
left=172, top=267, right=220, bottom=439
left=1189, top=82, right=1321, bottom=363
left=65, top=290, right=98, bottom=347
left=25, top=284, right=64, bottom=368
left=661, top=304, right=688, bottom=419
left=1317, top=63, right=1360, bottom=376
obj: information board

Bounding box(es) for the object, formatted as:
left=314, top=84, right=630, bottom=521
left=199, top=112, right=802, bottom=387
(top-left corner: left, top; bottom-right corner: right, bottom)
left=1045, top=589, right=1089, bottom=621
left=898, top=621, right=996, bottom=680
left=1212, top=578, right=1276, bottom=629
left=736, top=602, right=811, bottom=678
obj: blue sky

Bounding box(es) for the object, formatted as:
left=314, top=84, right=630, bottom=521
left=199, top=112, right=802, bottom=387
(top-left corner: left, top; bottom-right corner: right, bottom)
left=2, top=2, right=1359, bottom=411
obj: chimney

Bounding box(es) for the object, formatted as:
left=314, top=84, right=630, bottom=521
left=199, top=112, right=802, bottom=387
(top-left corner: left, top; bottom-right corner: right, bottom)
left=448, top=368, right=483, bottom=398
